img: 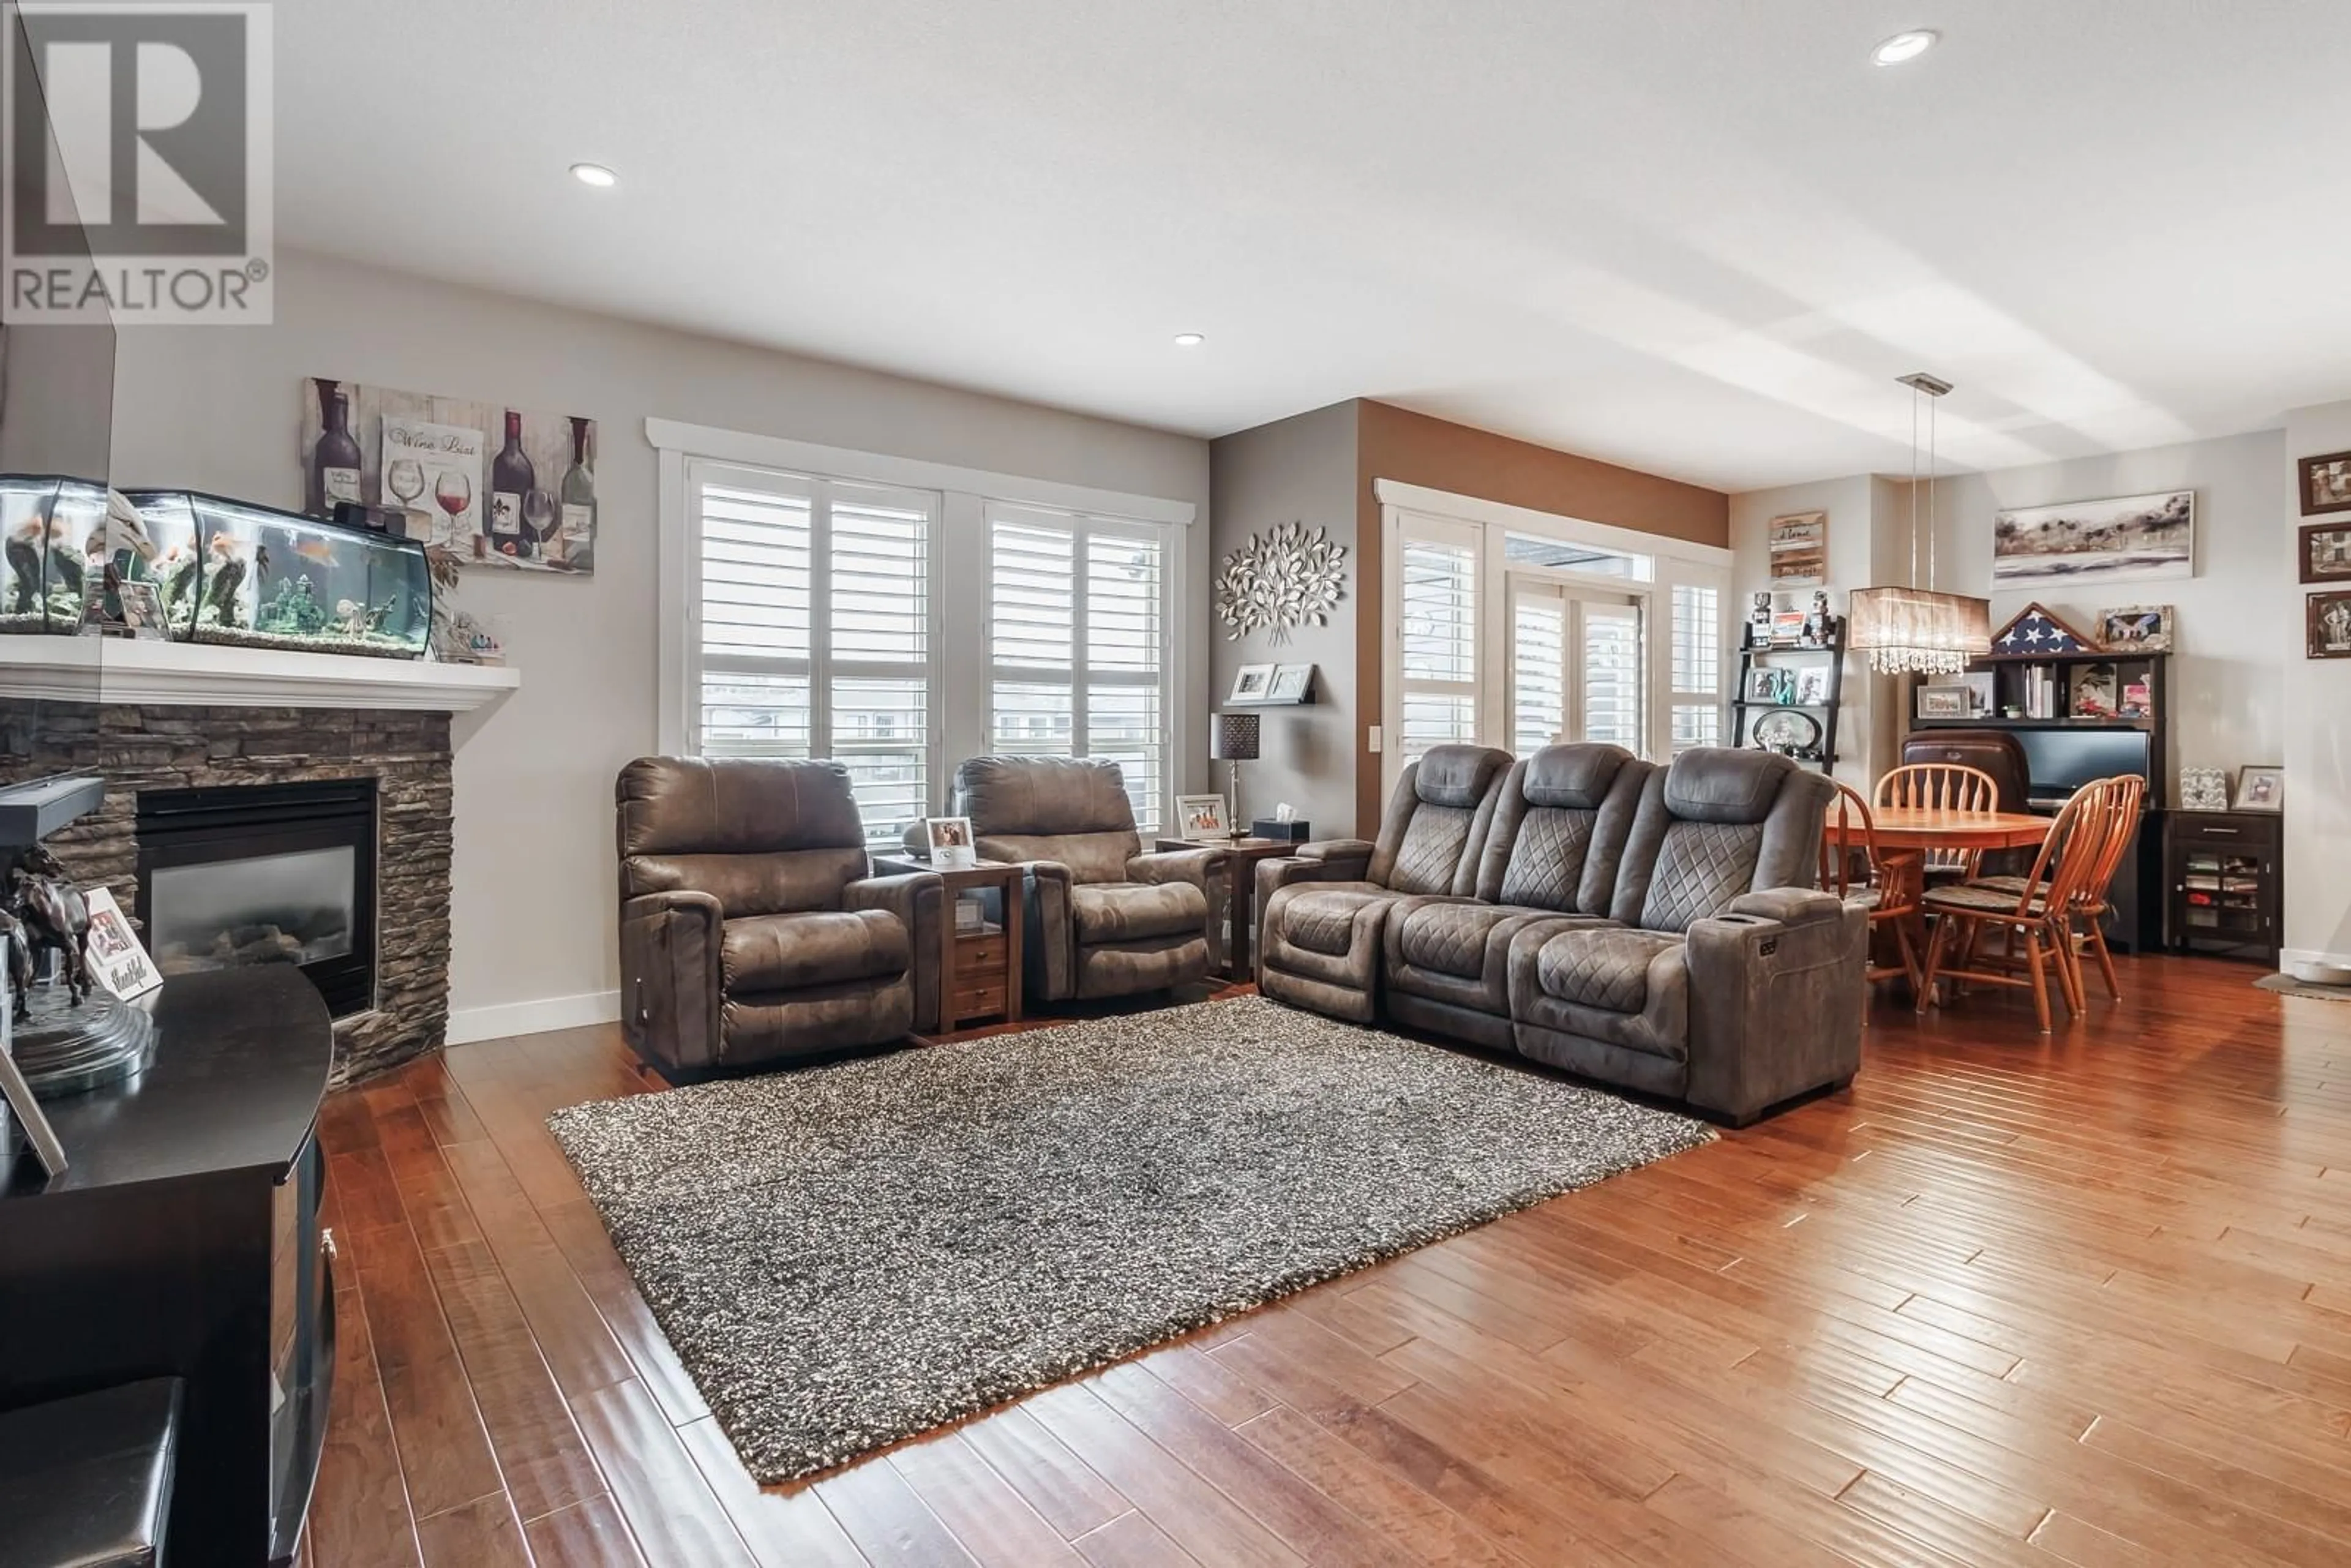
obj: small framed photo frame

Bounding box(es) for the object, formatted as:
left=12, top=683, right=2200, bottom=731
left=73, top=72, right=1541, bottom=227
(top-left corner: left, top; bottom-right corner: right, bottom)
left=2300, top=522, right=2351, bottom=584
left=2233, top=765, right=2284, bottom=813
left=1267, top=664, right=1315, bottom=703
left=1228, top=664, right=1275, bottom=703
left=1792, top=667, right=1830, bottom=705
left=1174, top=794, right=1229, bottom=839
left=2097, top=604, right=2172, bottom=653
left=2310, top=590, right=2351, bottom=659
left=925, top=815, right=978, bottom=870
left=1769, top=610, right=1807, bottom=645
left=1915, top=686, right=1970, bottom=720
left=2298, top=449, right=2351, bottom=516
left=1743, top=667, right=1786, bottom=704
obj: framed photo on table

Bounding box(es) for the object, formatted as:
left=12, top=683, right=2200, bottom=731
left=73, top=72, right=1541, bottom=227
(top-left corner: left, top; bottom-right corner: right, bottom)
left=1174, top=794, right=1229, bottom=839
left=925, top=815, right=977, bottom=870
left=1227, top=664, right=1275, bottom=703
left=2232, top=767, right=2284, bottom=812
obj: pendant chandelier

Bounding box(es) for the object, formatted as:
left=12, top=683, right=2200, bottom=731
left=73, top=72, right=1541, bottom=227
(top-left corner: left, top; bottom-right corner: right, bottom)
left=1848, top=372, right=1991, bottom=675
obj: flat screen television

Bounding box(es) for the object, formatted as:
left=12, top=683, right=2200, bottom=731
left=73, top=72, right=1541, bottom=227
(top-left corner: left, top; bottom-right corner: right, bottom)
left=0, top=8, right=115, bottom=487
left=2013, top=727, right=2151, bottom=808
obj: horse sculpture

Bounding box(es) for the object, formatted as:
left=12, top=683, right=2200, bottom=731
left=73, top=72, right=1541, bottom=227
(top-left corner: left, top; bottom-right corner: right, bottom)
left=0, top=907, right=34, bottom=1024
left=6, top=845, right=91, bottom=1012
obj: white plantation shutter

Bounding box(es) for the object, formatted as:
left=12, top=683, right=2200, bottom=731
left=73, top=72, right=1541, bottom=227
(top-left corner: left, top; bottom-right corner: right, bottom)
left=1510, top=584, right=1567, bottom=756
left=1669, top=582, right=1723, bottom=756
left=988, top=505, right=1174, bottom=832
left=1582, top=601, right=1643, bottom=750
left=1398, top=535, right=1477, bottom=762
left=689, top=461, right=936, bottom=844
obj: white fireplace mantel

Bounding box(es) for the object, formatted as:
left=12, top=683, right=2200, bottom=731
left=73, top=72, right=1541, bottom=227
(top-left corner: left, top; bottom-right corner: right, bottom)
left=0, top=637, right=521, bottom=712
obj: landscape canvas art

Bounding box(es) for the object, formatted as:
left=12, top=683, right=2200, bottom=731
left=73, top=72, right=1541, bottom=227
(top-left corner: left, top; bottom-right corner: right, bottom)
left=1992, top=490, right=2194, bottom=589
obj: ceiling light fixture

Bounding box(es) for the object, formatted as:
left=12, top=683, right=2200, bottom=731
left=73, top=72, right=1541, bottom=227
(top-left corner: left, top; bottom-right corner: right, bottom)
left=1871, top=29, right=1939, bottom=66
left=1848, top=372, right=1992, bottom=676
left=1172, top=332, right=1205, bottom=348
left=569, top=162, right=618, bottom=188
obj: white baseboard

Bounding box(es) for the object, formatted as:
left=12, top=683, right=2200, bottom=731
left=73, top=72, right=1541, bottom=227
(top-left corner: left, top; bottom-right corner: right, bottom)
left=446, top=988, right=621, bottom=1046
left=2281, top=947, right=2351, bottom=975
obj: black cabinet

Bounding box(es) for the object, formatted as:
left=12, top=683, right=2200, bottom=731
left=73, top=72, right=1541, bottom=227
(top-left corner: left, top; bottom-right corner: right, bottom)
left=2167, top=811, right=2283, bottom=964
left=0, top=967, right=335, bottom=1566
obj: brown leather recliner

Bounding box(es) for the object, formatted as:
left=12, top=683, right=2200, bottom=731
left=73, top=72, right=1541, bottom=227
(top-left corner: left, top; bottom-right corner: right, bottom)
left=616, top=757, right=944, bottom=1075
left=936, top=756, right=1223, bottom=1002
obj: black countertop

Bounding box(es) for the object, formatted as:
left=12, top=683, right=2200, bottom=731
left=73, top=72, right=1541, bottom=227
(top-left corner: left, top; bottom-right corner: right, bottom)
left=6, top=967, right=332, bottom=1198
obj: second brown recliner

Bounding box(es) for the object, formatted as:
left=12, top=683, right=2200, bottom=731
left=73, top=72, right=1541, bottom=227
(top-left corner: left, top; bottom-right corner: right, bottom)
left=936, top=756, right=1224, bottom=1003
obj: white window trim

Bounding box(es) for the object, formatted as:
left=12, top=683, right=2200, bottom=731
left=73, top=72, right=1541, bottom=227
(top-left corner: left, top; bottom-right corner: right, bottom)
left=653, top=419, right=1194, bottom=817
left=1376, top=480, right=1730, bottom=795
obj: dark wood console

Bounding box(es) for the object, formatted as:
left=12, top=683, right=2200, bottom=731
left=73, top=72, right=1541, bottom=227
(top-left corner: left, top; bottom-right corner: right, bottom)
left=0, top=967, right=335, bottom=1566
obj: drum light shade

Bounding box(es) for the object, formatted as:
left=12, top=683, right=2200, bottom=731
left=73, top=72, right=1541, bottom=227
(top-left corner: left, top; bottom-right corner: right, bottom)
left=1210, top=711, right=1261, bottom=761
left=1848, top=587, right=1992, bottom=675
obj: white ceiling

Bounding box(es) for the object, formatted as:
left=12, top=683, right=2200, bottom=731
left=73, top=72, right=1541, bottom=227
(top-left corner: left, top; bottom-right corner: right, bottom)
left=272, top=1, right=2351, bottom=492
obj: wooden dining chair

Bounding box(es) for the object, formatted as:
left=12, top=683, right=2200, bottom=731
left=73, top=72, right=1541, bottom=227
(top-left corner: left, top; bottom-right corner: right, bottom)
left=1820, top=782, right=1924, bottom=995
left=1971, top=773, right=2146, bottom=1003
left=1913, top=780, right=2113, bottom=1032
left=1875, top=762, right=2001, bottom=881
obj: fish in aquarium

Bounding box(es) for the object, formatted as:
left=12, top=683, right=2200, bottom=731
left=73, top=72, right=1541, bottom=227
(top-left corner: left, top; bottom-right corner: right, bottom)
left=4, top=514, right=84, bottom=616
left=199, top=531, right=269, bottom=630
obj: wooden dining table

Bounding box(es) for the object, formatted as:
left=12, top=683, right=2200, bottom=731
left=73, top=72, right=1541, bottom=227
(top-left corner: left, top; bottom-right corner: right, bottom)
left=1824, top=806, right=2053, bottom=1006
left=1824, top=805, right=2053, bottom=855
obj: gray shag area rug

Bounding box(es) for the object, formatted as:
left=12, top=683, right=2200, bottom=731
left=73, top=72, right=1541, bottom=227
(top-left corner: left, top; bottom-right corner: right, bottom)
left=546, top=994, right=1712, bottom=1480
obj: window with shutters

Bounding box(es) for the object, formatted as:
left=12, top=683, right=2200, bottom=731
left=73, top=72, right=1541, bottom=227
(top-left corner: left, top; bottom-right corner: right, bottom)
left=1668, top=582, right=1723, bottom=756
left=988, top=504, right=1172, bottom=833
left=689, top=460, right=935, bottom=846
left=1508, top=579, right=1643, bottom=757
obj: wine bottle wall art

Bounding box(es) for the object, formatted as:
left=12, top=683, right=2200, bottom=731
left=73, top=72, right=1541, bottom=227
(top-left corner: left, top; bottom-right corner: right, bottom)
left=296, top=378, right=599, bottom=575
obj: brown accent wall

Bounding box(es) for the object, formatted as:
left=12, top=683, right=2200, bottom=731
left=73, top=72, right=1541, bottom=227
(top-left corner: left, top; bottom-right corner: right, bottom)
left=1352, top=400, right=1729, bottom=832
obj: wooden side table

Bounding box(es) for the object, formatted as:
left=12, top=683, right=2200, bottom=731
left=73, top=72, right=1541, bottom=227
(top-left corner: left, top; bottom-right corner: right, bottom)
left=874, top=855, right=1026, bottom=1030
left=1157, top=836, right=1297, bottom=980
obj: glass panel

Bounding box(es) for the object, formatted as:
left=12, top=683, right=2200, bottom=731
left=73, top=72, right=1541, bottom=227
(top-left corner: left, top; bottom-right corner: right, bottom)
left=832, top=675, right=927, bottom=844
left=1670, top=703, right=1722, bottom=756
left=149, top=846, right=356, bottom=975
left=1087, top=684, right=1162, bottom=832
left=990, top=681, right=1074, bottom=754
left=1086, top=532, right=1161, bottom=674
left=701, top=668, right=812, bottom=757
left=1512, top=591, right=1566, bottom=756
left=829, top=489, right=927, bottom=666
left=1504, top=531, right=1653, bottom=580
left=1401, top=692, right=1476, bottom=762
left=1583, top=603, right=1644, bottom=751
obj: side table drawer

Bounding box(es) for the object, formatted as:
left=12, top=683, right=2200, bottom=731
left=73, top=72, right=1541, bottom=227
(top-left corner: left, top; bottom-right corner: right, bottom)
left=953, top=935, right=1007, bottom=980
left=950, top=981, right=1008, bottom=1021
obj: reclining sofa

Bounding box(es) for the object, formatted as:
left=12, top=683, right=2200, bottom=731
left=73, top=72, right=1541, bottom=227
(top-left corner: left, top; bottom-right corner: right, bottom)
left=1256, top=743, right=1865, bottom=1125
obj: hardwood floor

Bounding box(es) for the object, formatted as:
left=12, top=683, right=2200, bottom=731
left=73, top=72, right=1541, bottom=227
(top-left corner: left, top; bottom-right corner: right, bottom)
left=307, top=956, right=2351, bottom=1566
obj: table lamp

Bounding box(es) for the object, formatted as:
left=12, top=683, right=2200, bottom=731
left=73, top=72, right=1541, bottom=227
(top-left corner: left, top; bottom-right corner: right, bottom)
left=1210, top=712, right=1259, bottom=841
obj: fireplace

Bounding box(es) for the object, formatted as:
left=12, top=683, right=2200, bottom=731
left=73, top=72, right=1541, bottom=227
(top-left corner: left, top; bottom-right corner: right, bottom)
left=135, top=779, right=378, bottom=1017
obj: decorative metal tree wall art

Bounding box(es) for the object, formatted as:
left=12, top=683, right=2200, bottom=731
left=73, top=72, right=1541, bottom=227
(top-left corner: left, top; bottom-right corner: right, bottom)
left=1215, top=520, right=1346, bottom=643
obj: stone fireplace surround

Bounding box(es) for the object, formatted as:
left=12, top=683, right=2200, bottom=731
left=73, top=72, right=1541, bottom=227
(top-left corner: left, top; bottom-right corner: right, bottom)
left=1, top=702, right=452, bottom=1084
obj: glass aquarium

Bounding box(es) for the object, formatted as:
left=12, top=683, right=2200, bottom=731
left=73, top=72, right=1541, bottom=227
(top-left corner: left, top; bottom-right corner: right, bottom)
left=127, top=490, right=432, bottom=659
left=1, top=475, right=114, bottom=634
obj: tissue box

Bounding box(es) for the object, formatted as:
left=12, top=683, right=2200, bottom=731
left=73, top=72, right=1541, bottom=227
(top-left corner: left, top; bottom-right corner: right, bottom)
left=1251, top=818, right=1310, bottom=843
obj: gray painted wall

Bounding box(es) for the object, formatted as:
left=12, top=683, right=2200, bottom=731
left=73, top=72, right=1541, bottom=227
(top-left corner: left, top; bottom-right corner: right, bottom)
left=1207, top=402, right=1358, bottom=837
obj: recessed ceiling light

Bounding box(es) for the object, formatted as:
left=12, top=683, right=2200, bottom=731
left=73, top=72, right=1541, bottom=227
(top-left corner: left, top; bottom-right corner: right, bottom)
left=1172, top=332, right=1205, bottom=348
left=570, top=162, right=618, bottom=188
left=1872, top=29, right=1939, bottom=66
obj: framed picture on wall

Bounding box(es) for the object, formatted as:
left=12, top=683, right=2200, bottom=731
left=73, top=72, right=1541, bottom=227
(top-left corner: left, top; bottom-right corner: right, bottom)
left=2298, top=450, right=2351, bottom=516
left=2309, top=590, right=2351, bottom=659
left=1993, top=490, right=2193, bottom=588
left=1227, top=664, right=1275, bottom=703
left=1765, top=511, right=1827, bottom=588
left=2300, top=522, right=2351, bottom=583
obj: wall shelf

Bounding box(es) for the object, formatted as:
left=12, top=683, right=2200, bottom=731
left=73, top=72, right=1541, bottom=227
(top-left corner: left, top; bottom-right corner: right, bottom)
left=0, top=637, right=520, bottom=712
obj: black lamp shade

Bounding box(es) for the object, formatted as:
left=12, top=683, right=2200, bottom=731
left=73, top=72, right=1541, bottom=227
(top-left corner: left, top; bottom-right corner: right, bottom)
left=1210, top=711, right=1261, bottom=762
